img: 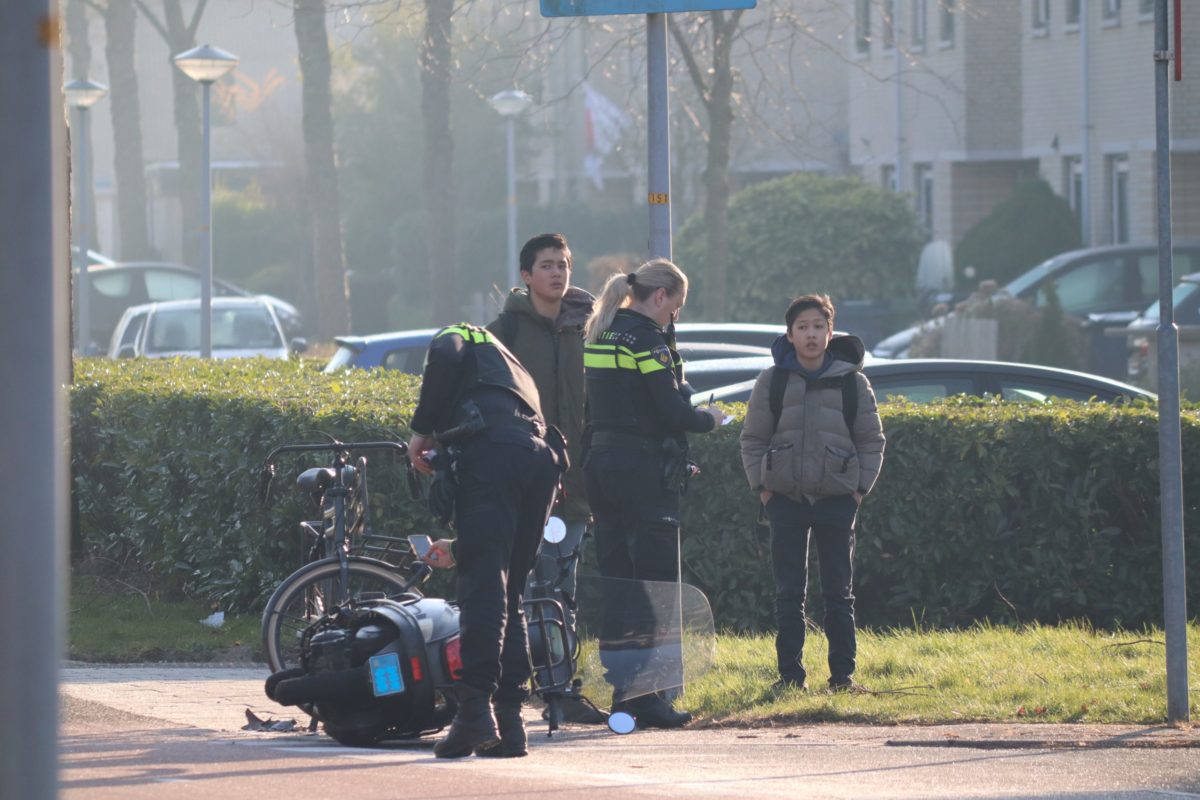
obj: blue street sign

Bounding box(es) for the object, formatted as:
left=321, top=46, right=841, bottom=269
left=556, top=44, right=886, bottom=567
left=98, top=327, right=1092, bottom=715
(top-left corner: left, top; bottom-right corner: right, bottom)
left=541, top=0, right=755, bottom=16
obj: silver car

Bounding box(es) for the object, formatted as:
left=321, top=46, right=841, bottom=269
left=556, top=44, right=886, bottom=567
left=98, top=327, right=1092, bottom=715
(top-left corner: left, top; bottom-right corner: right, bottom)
left=107, top=297, right=302, bottom=360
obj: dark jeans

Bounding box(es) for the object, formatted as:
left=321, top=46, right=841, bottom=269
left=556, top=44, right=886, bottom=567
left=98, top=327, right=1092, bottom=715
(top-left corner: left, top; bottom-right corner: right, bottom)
left=453, top=438, right=559, bottom=703
left=765, top=492, right=858, bottom=684
left=585, top=447, right=683, bottom=699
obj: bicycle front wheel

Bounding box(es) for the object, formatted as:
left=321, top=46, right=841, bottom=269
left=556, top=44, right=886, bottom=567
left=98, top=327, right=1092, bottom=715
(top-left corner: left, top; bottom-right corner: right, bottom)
left=261, top=557, right=408, bottom=673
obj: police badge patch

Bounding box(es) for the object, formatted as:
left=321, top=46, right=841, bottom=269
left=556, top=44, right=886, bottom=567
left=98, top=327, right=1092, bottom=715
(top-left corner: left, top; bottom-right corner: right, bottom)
left=651, top=344, right=672, bottom=366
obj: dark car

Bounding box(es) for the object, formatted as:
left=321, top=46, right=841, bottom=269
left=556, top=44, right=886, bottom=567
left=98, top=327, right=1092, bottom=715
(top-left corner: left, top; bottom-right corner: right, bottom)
left=81, top=261, right=302, bottom=350
left=694, top=358, right=1154, bottom=405
left=322, top=328, right=440, bottom=374
left=874, top=243, right=1200, bottom=359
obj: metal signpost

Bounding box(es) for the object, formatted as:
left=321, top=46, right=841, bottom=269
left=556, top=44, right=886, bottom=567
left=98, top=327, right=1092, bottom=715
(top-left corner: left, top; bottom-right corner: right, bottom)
left=2, top=1, right=68, bottom=796
left=542, top=0, right=755, bottom=260
left=1152, top=0, right=1189, bottom=724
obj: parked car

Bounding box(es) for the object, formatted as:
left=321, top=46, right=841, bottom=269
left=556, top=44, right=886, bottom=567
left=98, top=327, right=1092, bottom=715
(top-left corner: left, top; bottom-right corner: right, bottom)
left=682, top=347, right=873, bottom=394
left=873, top=243, right=1200, bottom=359
left=672, top=322, right=784, bottom=349
left=322, top=328, right=440, bottom=374
left=80, top=261, right=303, bottom=352
left=107, top=297, right=302, bottom=360
left=676, top=342, right=771, bottom=361
left=695, top=358, right=1154, bottom=405
left=1117, top=271, right=1200, bottom=384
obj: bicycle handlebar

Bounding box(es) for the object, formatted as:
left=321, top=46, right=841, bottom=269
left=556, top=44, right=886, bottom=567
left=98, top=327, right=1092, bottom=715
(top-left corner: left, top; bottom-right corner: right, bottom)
left=262, top=439, right=409, bottom=466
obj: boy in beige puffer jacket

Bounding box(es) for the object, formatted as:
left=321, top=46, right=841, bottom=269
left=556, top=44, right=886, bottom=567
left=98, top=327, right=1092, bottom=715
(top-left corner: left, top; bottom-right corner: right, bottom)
left=739, top=294, right=885, bottom=692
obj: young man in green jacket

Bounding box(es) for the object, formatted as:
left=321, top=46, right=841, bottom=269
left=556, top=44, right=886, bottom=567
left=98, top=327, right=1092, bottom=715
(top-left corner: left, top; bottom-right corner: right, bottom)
left=487, top=233, right=598, bottom=721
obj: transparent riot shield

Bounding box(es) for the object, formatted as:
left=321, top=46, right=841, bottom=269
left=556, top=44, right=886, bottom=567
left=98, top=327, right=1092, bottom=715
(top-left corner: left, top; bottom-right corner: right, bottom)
left=573, top=574, right=716, bottom=708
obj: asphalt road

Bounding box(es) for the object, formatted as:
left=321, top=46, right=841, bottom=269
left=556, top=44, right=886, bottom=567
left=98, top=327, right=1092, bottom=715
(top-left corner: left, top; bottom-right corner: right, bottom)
left=59, top=664, right=1200, bottom=799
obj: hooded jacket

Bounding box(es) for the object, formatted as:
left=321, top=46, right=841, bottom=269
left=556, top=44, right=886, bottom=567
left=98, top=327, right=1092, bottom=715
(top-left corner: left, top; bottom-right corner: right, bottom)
left=739, top=333, right=885, bottom=503
left=487, top=286, right=594, bottom=522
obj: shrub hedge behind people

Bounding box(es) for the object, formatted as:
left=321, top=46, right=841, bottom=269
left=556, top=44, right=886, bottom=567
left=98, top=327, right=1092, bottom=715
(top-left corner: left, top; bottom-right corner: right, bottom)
left=71, top=359, right=1199, bottom=629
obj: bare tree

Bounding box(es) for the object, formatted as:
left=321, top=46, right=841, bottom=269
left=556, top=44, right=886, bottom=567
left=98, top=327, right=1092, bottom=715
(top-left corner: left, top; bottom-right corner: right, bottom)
left=421, top=0, right=456, bottom=323
left=134, top=0, right=206, bottom=269
left=99, top=0, right=154, bottom=259
left=669, top=10, right=742, bottom=320
left=294, top=0, right=351, bottom=338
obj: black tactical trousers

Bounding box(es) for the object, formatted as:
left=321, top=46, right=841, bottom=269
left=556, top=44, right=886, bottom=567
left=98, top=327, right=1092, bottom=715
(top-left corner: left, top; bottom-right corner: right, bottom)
left=585, top=446, right=683, bottom=699
left=453, top=437, right=559, bottom=703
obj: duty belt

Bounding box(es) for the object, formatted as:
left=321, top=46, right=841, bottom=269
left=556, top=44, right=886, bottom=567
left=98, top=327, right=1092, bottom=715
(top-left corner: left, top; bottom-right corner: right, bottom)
left=589, top=431, right=661, bottom=452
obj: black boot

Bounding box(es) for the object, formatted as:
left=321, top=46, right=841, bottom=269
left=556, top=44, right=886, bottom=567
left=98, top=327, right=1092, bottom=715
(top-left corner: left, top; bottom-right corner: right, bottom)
left=434, top=685, right=499, bottom=759
left=627, top=692, right=691, bottom=729
left=475, top=698, right=527, bottom=758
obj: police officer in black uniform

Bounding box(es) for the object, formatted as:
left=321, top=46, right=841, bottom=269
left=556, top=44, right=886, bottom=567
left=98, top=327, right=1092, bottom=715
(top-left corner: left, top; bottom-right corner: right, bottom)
left=408, top=324, right=563, bottom=759
left=582, top=259, right=725, bottom=728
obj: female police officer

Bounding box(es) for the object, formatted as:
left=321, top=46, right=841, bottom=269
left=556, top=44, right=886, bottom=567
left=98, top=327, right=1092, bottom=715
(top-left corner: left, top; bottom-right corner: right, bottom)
left=582, top=258, right=725, bottom=728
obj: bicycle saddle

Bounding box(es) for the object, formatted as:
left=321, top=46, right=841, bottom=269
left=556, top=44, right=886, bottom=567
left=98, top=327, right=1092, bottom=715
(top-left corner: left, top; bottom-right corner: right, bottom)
left=296, top=467, right=337, bottom=493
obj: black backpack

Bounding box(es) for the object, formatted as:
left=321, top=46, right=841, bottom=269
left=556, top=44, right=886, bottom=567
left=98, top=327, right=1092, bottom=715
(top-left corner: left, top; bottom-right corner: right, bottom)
left=767, top=367, right=858, bottom=435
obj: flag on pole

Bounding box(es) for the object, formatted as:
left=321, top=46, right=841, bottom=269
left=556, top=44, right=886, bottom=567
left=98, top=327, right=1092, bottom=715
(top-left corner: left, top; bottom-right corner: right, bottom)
left=583, top=82, right=632, bottom=190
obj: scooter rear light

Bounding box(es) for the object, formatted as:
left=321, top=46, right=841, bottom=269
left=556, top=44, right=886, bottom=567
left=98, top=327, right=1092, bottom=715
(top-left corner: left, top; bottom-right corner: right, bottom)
left=444, top=635, right=463, bottom=680
left=410, top=656, right=423, bottom=682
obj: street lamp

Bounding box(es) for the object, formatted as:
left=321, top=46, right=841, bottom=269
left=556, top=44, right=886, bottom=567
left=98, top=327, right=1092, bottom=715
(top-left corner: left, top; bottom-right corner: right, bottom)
left=489, top=89, right=534, bottom=291
left=173, top=44, right=239, bottom=358
left=64, top=77, right=108, bottom=354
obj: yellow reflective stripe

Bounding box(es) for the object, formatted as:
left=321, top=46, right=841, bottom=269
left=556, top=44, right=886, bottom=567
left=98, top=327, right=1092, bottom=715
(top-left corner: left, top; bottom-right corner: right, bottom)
left=639, top=358, right=669, bottom=374
left=436, top=324, right=493, bottom=345
left=585, top=344, right=638, bottom=370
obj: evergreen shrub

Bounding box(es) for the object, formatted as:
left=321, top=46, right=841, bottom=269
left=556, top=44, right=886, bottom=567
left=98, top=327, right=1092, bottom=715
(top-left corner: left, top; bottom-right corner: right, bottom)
left=72, top=360, right=1199, bottom=629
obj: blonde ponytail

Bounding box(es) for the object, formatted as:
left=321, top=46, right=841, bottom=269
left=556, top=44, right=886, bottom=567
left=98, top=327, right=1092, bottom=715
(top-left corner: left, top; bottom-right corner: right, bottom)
left=584, top=258, right=689, bottom=343
left=585, top=272, right=633, bottom=343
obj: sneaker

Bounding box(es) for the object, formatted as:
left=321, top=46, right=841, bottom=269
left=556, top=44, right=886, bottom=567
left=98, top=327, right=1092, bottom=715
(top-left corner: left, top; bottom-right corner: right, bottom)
left=828, top=677, right=869, bottom=694
left=771, top=676, right=807, bottom=693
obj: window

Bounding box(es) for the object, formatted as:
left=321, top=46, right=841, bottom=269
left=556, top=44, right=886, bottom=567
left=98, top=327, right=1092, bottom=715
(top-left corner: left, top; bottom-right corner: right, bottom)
left=1032, top=0, right=1049, bottom=33
left=914, top=163, right=934, bottom=233
left=881, top=164, right=896, bottom=192
left=144, top=269, right=201, bottom=301
left=911, top=0, right=927, bottom=49
left=939, top=1, right=956, bottom=46
left=855, top=0, right=871, bottom=55
left=1063, top=156, right=1083, bottom=231
left=1065, top=0, right=1081, bottom=26
left=1038, top=257, right=1127, bottom=315
left=872, top=377, right=975, bottom=403
left=997, top=379, right=1107, bottom=403
left=1138, top=252, right=1200, bottom=306
left=1137, top=0, right=1154, bottom=18
left=116, top=311, right=147, bottom=354
left=1109, top=156, right=1129, bottom=244
left=1102, top=0, right=1121, bottom=23
left=883, top=0, right=897, bottom=50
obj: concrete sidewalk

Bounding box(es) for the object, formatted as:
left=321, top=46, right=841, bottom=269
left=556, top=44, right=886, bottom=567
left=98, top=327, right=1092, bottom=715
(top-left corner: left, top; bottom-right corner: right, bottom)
left=59, top=662, right=1199, bottom=749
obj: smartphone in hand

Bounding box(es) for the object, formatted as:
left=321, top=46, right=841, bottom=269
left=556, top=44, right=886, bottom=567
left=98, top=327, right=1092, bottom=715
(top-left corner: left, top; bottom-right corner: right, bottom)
left=407, top=534, right=433, bottom=559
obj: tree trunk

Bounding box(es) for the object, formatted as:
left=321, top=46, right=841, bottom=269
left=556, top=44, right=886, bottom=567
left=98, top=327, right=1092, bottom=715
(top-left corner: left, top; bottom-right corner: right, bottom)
left=64, top=0, right=100, bottom=255
left=702, top=14, right=736, bottom=320
left=421, top=0, right=457, bottom=324
left=105, top=0, right=154, bottom=260
left=162, top=0, right=203, bottom=269
left=294, top=0, right=350, bottom=338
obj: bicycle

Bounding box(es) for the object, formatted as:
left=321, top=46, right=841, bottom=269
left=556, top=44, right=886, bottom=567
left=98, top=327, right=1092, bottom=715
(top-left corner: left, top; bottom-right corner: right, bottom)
left=259, top=438, right=424, bottom=673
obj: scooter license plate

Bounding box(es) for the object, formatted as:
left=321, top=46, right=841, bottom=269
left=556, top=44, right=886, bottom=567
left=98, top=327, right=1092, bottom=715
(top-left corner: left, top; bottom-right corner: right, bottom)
left=369, top=652, right=406, bottom=697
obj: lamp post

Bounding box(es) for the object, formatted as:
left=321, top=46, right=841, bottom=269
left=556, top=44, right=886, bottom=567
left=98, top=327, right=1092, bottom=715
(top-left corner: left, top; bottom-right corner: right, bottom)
left=489, top=89, right=534, bottom=290
left=173, top=44, right=239, bottom=358
left=64, top=78, right=108, bottom=354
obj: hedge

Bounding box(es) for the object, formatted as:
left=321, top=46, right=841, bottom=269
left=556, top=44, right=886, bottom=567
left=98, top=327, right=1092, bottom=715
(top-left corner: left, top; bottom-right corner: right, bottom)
left=71, top=358, right=1200, bottom=631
